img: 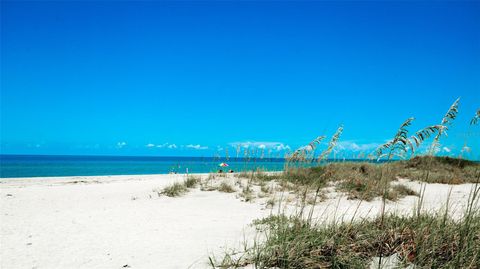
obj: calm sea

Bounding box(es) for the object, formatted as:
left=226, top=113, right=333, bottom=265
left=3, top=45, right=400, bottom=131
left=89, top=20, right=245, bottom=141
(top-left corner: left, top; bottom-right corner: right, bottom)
left=0, top=154, right=290, bottom=178
left=0, top=154, right=385, bottom=178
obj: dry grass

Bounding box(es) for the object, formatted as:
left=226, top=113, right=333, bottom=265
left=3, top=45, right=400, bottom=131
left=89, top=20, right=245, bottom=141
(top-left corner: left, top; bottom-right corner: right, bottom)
left=234, top=212, right=480, bottom=268
left=266, top=198, right=275, bottom=208
left=212, top=182, right=480, bottom=268
left=218, top=182, right=236, bottom=193
left=306, top=191, right=328, bottom=204
left=391, top=184, right=419, bottom=197
left=278, top=156, right=478, bottom=201
left=325, top=162, right=391, bottom=201
left=155, top=176, right=202, bottom=197
left=239, top=184, right=254, bottom=202
left=158, top=182, right=188, bottom=197
left=237, top=170, right=279, bottom=182
left=260, top=184, right=271, bottom=194
left=184, top=176, right=201, bottom=188
left=282, top=166, right=326, bottom=186
left=394, top=156, right=479, bottom=184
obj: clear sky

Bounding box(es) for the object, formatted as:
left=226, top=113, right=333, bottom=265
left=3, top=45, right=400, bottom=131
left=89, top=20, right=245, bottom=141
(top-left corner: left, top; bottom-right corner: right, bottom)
left=1, top=1, right=479, bottom=159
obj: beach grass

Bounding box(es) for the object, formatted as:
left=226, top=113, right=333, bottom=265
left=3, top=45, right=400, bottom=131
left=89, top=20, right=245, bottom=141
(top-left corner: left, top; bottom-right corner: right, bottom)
left=239, top=212, right=479, bottom=268
left=260, top=156, right=477, bottom=201
left=184, top=175, right=201, bottom=188
left=156, top=176, right=201, bottom=197
left=211, top=181, right=480, bottom=269
left=210, top=151, right=479, bottom=268
left=159, top=182, right=188, bottom=197
left=239, top=183, right=254, bottom=202
left=218, top=181, right=236, bottom=193
left=391, top=183, right=419, bottom=197
left=393, top=156, right=480, bottom=184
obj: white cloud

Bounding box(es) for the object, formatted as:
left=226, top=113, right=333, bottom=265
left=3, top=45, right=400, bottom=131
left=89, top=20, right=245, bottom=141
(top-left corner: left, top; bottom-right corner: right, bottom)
left=414, top=141, right=437, bottom=155
left=146, top=143, right=155, bottom=148
left=336, top=141, right=380, bottom=152
left=298, top=145, right=313, bottom=151
left=442, top=146, right=451, bottom=153
left=117, top=142, right=127, bottom=148
left=431, top=143, right=441, bottom=154
left=148, top=143, right=176, bottom=149
left=274, top=144, right=291, bottom=151
left=462, top=146, right=471, bottom=153
left=186, top=144, right=208, bottom=150
left=230, top=141, right=290, bottom=151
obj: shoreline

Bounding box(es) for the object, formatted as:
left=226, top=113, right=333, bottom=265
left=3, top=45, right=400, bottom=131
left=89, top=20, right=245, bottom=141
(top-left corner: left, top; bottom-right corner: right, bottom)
left=0, top=172, right=284, bottom=187
left=0, top=167, right=286, bottom=180
left=0, top=171, right=282, bottom=180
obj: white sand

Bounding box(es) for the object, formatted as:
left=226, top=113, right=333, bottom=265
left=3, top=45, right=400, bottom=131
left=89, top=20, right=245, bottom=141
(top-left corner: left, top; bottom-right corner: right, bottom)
left=1, top=174, right=478, bottom=268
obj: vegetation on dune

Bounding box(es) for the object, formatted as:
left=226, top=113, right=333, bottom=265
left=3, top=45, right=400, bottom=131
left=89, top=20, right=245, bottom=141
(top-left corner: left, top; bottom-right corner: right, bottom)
left=211, top=181, right=480, bottom=269
left=403, top=155, right=477, bottom=168
left=287, top=125, right=343, bottom=164
left=471, top=108, right=480, bottom=125
left=239, top=183, right=254, bottom=202
left=391, top=184, right=419, bottom=197
left=184, top=176, right=201, bottom=188
left=318, top=125, right=343, bottom=163
left=159, top=182, right=188, bottom=197
left=217, top=182, right=236, bottom=193
left=222, top=212, right=480, bottom=268
left=234, top=155, right=478, bottom=201
left=394, top=156, right=480, bottom=184
left=259, top=98, right=476, bottom=201
left=155, top=176, right=201, bottom=197
left=187, top=155, right=477, bottom=205
left=237, top=170, right=279, bottom=182
left=318, top=157, right=476, bottom=199
left=375, top=117, right=415, bottom=160
left=430, top=98, right=460, bottom=154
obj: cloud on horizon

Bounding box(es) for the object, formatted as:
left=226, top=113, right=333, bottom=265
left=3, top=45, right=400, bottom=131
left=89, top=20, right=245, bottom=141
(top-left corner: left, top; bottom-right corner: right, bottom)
left=186, top=144, right=208, bottom=150
left=116, top=142, right=127, bottom=149
left=336, top=140, right=380, bottom=153
left=229, top=141, right=291, bottom=151
left=144, top=143, right=178, bottom=149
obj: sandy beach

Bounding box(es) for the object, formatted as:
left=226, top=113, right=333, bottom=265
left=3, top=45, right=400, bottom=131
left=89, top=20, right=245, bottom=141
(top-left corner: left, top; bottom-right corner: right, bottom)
left=1, top=173, right=478, bottom=268
left=2, top=0, right=479, bottom=267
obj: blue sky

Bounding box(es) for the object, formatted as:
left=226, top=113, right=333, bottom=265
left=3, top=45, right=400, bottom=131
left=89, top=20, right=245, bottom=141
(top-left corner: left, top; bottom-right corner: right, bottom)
left=1, top=1, right=479, bottom=159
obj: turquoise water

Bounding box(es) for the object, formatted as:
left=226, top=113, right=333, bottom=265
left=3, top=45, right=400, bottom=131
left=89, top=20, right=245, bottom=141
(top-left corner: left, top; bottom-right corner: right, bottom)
left=0, top=155, right=289, bottom=178
left=0, top=154, right=391, bottom=178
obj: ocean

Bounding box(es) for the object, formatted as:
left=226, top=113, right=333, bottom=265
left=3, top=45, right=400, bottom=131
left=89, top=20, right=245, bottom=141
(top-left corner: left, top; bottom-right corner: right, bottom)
left=0, top=154, right=290, bottom=178
left=0, top=154, right=388, bottom=178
